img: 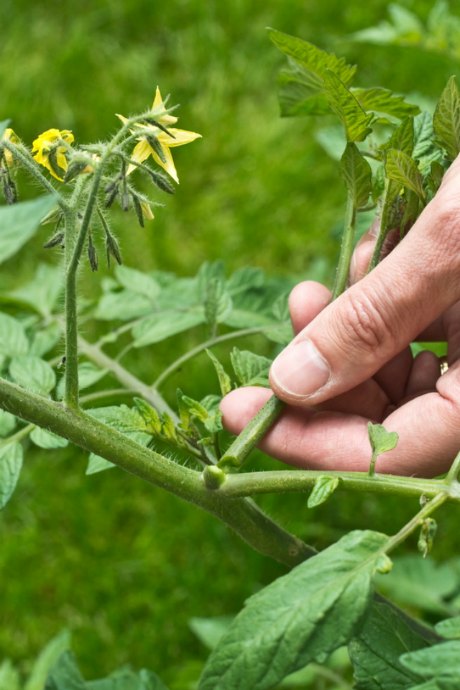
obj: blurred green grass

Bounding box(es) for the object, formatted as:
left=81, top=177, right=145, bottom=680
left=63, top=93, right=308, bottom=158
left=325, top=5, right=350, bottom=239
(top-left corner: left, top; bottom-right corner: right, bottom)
left=1, top=0, right=460, bottom=687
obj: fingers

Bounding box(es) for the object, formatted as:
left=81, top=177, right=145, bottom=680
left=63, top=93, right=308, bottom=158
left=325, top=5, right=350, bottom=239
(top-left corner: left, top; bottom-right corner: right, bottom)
left=288, top=281, right=331, bottom=335
left=269, top=169, right=460, bottom=407
left=220, top=387, right=371, bottom=471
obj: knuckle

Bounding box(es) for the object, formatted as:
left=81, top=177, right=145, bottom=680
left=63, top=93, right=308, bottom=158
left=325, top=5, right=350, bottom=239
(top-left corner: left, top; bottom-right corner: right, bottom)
left=335, top=288, right=393, bottom=355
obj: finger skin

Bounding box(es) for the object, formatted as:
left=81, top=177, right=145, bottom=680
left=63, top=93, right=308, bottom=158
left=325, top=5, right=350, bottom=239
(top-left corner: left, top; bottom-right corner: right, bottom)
left=220, top=379, right=460, bottom=477
left=270, top=156, right=460, bottom=407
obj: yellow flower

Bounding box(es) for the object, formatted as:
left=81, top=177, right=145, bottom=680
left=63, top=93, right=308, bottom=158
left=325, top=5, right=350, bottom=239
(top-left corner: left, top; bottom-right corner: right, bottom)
left=117, top=87, right=201, bottom=183
left=32, top=128, right=74, bottom=180
left=1, top=128, right=19, bottom=167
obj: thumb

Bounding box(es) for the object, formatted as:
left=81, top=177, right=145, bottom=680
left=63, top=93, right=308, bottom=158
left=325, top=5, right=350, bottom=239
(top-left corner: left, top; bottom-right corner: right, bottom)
left=270, top=184, right=460, bottom=406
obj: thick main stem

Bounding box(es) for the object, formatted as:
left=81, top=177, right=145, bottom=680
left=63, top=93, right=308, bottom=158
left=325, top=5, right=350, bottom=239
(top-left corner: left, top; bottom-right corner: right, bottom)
left=0, top=376, right=313, bottom=567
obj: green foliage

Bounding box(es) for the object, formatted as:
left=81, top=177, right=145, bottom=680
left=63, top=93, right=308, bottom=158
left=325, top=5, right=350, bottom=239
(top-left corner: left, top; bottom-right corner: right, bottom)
left=0, top=195, right=56, bottom=265
left=199, top=531, right=388, bottom=690
left=307, top=476, right=340, bottom=508
left=433, top=76, right=460, bottom=159
left=0, top=443, right=23, bottom=509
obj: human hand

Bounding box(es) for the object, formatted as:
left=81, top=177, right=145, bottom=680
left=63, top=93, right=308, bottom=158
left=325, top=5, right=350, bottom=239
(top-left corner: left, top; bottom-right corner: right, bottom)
left=221, top=157, right=460, bottom=477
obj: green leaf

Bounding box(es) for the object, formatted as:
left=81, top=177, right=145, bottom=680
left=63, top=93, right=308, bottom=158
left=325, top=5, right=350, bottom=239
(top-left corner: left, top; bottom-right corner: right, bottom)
left=433, top=75, right=460, bottom=160
left=0, top=442, right=23, bottom=509
left=0, top=194, right=56, bottom=265
left=341, top=143, right=373, bottom=209
left=0, top=660, right=20, bottom=690
left=349, top=601, right=434, bottom=690
left=307, top=476, right=340, bottom=508
left=30, top=427, right=68, bottom=450
left=0, top=120, right=9, bottom=139
left=29, top=322, right=61, bottom=357
left=6, top=264, right=63, bottom=317
left=352, top=87, right=419, bottom=123
left=0, top=410, right=16, bottom=437
left=25, top=630, right=71, bottom=690
left=198, top=530, right=389, bottom=690
left=189, top=616, right=233, bottom=651
left=413, top=112, right=444, bottom=176
left=115, top=265, right=161, bottom=300
left=383, top=117, right=415, bottom=156
left=43, top=650, right=86, bottom=690
left=57, top=362, right=108, bottom=399
left=205, top=350, right=232, bottom=396
left=400, top=640, right=460, bottom=684
left=87, top=667, right=169, bottom=690
left=368, top=423, right=399, bottom=457
left=9, top=355, right=56, bottom=395
left=86, top=453, right=115, bottom=476
left=132, top=309, right=205, bottom=347
left=203, top=278, right=233, bottom=331
left=385, top=149, right=425, bottom=201
left=435, top=616, right=460, bottom=639
left=0, top=312, right=29, bottom=357
left=268, top=28, right=356, bottom=87
left=315, top=125, right=347, bottom=161
left=230, top=348, right=271, bottom=387
left=94, top=289, right=153, bottom=321
left=375, top=555, right=458, bottom=616
left=323, top=71, right=374, bottom=142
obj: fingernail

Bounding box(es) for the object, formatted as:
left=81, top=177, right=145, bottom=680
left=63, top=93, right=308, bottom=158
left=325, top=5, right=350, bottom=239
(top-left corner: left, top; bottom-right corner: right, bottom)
left=270, top=340, right=330, bottom=398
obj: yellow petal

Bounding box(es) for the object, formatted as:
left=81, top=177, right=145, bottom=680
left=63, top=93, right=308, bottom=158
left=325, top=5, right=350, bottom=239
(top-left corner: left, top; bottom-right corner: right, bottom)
left=157, top=127, right=201, bottom=148
left=151, top=86, right=178, bottom=126
left=150, top=143, right=179, bottom=183
left=140, top=201, right=154, bottom=220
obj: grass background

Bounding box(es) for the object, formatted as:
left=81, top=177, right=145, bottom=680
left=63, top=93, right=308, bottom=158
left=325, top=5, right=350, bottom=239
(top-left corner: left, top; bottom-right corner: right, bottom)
left=1, top=0, right=459, bottom=687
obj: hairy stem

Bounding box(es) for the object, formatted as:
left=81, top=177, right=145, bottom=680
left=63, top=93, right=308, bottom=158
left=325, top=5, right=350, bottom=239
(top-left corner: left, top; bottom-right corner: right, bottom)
left=78, top=335, right=177, bottom=419
left=332, top=195, right=356, bottom=299
left=215, top=469, right=453, bottom=501
left=0, top=376, right=313, bottom=566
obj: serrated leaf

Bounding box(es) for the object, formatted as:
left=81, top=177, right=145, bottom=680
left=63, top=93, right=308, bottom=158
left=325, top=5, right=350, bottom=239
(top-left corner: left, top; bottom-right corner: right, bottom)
left=413, top=112, right=444, bottom=176
left=0, top=660, right=20, bottom=690
left=268, top=28, right=356, bottom=86
left=205, top=350, right=232, bottom=396
left=349, top=601, right=434, bottom=690
left=226, top=266, right=265, bottom=295
left=385, top=149, right=425, bottom=201
left=25, top=630, right=71, bottom=690
left=341, top=143, right=373, bottom=209
left=0, top=410, right=16, bottom=437
left=368, top=423, right=399, bottom=457
left=0, top=194, right=56, bottom=265
left=433, top=75, right=460, bottom=160
left=323, top=71, right=374, bottom=142
left=30, top=427, right=68, bottom=450
left=200, top=394, right=223, bottom=433
left=132, top=309, right=205, bottom=347
left=7, top=264, right=63, bottom=317
left=375, top=555, right=458, bottom=616
left=400, top=640, right=460, bottom=684
left=198, top=530, right=389, bottom=690
left=0, top=312, right=29, bottom=357
left=87, top=405, right=147, bottom=433
left=307, top=476, right=340, bottom=508
left=435, top=616, right=460, bottom=639
left=9, top=355, right=56, bottom=395
left=115, top=265, right=160, bottom=300
left=0, top=442, right=23, bottom=509
left=230, top=348, right=271, bottom=387
left=383, top=117, right=415, bottom=156
left=352, top=87, right=419, bottom=123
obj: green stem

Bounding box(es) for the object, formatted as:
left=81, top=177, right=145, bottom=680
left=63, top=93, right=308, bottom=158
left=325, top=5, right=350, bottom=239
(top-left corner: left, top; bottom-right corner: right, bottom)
left=2, top=142, right=69, bottom=210
left=153, top=326, right=269, bottom=389
left=446, top=450, right=460, bottom=484
left=332, top=195, right=356, bottom=299
left=78, top=335, right=177, bottom=419
left=0, top=376, right=314, bottom=566
left=385, top=491, right=449, bottom=554
left=0, top=423, right=35, bottom=448
left=214, top=469, right=450, bottom=501
left=218, top=395, right=284, bottom=469
left=64, top=206, right=80, bottom=409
